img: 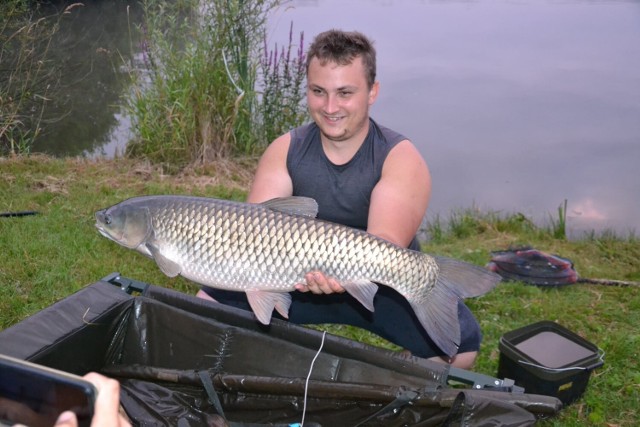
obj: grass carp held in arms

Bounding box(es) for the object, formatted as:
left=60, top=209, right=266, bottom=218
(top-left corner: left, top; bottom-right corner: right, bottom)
left=94, top=195, right=500, bottom=357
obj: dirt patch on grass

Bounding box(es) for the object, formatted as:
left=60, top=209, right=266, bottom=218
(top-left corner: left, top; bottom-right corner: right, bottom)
left=30, top=175, right=70, bottom=195
left=177, top=157, right=258, bottom=191
left=3, top=154, right=258, bottom=194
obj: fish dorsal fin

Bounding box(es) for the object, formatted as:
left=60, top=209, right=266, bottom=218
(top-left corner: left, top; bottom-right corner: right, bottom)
left=146, top=242, right=181, bottom=278
left=261, top=197, right=318, bottom=218
left=245, top=290, right=292, bottom=324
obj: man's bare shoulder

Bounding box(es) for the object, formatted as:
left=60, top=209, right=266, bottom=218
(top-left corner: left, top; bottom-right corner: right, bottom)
left=385, top=139, right=429, bottom=173
left=267, top=132, right=292, bottom=153
left=248, top=132, right=294, bottom=202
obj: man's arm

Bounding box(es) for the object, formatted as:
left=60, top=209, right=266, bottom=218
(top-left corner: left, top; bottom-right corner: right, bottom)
left=247, top=133, right=294, bottom=203
left=296, top=140, right=431, bottom=295
left=367, top=140, right=431, bottom=248
left=246, top=132, right=345, bottom=295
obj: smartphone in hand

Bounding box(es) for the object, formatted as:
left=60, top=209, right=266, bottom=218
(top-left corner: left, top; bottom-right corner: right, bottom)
left=0, top=354, right=97, bottom=427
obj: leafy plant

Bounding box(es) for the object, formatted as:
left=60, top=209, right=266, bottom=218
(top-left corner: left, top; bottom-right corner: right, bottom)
left=125, top=0, right=306, bottom=171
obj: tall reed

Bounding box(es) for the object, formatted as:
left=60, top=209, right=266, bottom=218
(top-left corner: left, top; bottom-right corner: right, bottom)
left=125, top=0, right=306, bottom=171
left=126, top=0, right=233, bottom=169
left=0, top=0, right=68, bottom=155
left=258, top=21, right=307, bottom=145
left=550, top=199, right=568, bottom=240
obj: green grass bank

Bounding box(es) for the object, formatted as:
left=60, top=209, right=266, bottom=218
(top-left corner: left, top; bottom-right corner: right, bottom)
left=0, top=155, right=638, bottom=426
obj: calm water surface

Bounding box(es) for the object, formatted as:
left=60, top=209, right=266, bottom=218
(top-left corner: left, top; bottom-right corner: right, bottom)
left=268, top=0, right=640, bottom=238
left=29, top=0, right=640, bottom=238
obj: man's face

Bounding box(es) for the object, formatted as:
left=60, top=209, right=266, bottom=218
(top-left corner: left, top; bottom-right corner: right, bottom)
left=306, top=56, right=379, bottom=144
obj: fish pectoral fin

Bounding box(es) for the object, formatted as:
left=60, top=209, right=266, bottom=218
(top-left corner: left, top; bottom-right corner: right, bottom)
left=342, top=279, right=378, bottom=312
left=146, top=243, right=181, bottom=278
left=137, top=243, right=153, bottom=258
left=246, top=290, right=292, bottom=324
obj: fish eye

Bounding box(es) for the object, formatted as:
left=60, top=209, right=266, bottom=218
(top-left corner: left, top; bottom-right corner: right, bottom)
left=105, top=214, right=112, bottom=225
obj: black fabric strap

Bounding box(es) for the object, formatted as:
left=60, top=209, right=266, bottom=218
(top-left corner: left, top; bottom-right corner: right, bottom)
left=199, top=370, right=227, bottom=420
left=352, top=388, right=420, bottom=427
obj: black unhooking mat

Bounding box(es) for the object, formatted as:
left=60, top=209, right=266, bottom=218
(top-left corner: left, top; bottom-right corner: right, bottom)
left=0, top=274, right=562, bottom=426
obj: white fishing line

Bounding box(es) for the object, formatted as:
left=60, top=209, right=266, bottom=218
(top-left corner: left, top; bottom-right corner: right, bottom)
left=300, top=330, right=326, bottom=427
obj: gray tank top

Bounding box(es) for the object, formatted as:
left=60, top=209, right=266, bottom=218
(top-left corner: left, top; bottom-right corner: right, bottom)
left=287, top=119, right=420, bottom=250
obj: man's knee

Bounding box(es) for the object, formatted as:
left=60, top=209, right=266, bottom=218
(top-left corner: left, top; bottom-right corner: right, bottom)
left=428, top=351, right=478, bottom=370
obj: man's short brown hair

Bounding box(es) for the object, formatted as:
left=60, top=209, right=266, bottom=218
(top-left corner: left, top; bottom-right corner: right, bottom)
left=306, top=29, right=377, bottom=88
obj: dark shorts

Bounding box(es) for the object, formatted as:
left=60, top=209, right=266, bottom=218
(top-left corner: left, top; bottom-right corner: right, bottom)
left=200, top=285, right=481, bottom=359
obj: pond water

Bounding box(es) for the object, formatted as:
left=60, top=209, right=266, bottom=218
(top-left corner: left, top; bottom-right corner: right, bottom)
left=26, top=0, right=640, bottom=238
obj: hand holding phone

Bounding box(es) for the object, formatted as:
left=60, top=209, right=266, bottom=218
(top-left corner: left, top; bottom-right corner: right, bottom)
left=54, top=373, right=131, bottom=427
left=0, top=354, right=96, bottom=427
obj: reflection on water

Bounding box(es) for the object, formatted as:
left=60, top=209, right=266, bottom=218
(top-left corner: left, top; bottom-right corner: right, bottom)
left=27, top=1, right=142, bottom=157
left=26, top=0, right=640, bottom=237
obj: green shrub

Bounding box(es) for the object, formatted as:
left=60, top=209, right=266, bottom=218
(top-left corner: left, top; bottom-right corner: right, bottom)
left=125, top=0, right=307, bottom=171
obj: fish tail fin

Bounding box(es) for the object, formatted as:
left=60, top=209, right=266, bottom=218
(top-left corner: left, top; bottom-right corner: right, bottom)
left=433, top=255, right=502, bottom=299
left=410, top=256, right=501, bottom=357
left=409, top=287, right=461, bottom=358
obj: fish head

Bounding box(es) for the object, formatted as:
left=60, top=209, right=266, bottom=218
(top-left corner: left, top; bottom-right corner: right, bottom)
left=95, top=202, right=152, bottom=250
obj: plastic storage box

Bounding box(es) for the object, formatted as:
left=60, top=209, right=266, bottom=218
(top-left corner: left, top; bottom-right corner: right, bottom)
left=498, top=321, right=604, bottom=405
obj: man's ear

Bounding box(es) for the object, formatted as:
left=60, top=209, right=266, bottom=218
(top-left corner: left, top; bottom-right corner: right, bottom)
left=368, top=81, right=380, bottom=105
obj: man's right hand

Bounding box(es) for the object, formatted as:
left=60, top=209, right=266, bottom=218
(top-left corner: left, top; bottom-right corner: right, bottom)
left=295, top=271, right=345, bottom=294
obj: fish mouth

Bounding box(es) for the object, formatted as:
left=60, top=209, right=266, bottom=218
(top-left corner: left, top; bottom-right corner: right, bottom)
left=95, top=222, right=116, bottom=242
left=94, top=210, right=118, bottom=243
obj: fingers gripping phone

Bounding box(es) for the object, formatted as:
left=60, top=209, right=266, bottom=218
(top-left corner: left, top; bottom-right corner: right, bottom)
left=0, top=354, right=97, bottom=427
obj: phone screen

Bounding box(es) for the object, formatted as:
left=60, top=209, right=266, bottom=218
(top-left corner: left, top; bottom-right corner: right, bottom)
left=0, top=355, right=96, bottom=427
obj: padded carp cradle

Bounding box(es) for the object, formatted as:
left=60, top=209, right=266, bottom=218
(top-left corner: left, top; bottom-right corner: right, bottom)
left=0, top=274, right=562, bottom=426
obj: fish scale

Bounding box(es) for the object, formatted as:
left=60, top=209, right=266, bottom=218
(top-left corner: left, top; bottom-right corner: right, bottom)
left=95, top=195, right=500, bottom=357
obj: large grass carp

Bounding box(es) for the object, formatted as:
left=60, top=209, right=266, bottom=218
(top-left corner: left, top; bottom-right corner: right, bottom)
left=95, top=195, right=500, bottom=356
